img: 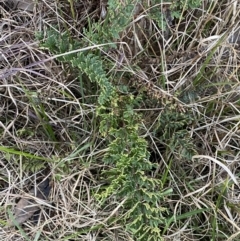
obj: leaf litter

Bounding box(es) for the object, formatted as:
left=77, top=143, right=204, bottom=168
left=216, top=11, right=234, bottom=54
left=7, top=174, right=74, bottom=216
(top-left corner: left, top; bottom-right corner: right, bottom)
left=9, top=178, right=51, bottom=226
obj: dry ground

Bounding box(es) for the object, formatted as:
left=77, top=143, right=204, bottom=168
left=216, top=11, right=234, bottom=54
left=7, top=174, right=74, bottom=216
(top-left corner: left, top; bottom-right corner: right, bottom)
left=0, top=0, right=240, bottom=240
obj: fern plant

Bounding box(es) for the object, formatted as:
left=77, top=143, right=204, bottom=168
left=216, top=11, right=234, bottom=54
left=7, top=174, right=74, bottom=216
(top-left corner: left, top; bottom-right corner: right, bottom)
left=71, top=52, right=115, bottom=105
left=38, top=28, right=171, bottom=240
left=97, top=95, right=171, bottom=241
left=34, top=0, right=203, bottom=235
left=83, top=0, right=140, bottom=45
left=154, top=108, right=196, bottom=161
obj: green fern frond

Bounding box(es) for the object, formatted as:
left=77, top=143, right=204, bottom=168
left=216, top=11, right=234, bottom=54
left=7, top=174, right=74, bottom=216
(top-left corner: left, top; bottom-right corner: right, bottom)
left=83, top=0, right=139, bottom=44
left=71, top=52, right=116, bottom=105
left=96, top=94, right=170, bottom=241
left=154, top=108, right=197, bottom=161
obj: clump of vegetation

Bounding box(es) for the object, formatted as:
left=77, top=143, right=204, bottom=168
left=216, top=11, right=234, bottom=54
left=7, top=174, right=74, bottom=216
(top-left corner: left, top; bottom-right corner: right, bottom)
left=0, top=0, right=239, bottom=240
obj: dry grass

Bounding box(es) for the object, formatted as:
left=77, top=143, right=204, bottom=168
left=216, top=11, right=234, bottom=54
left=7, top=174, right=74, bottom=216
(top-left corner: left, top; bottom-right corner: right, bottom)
left=0, top=0, right=240, bottom=240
